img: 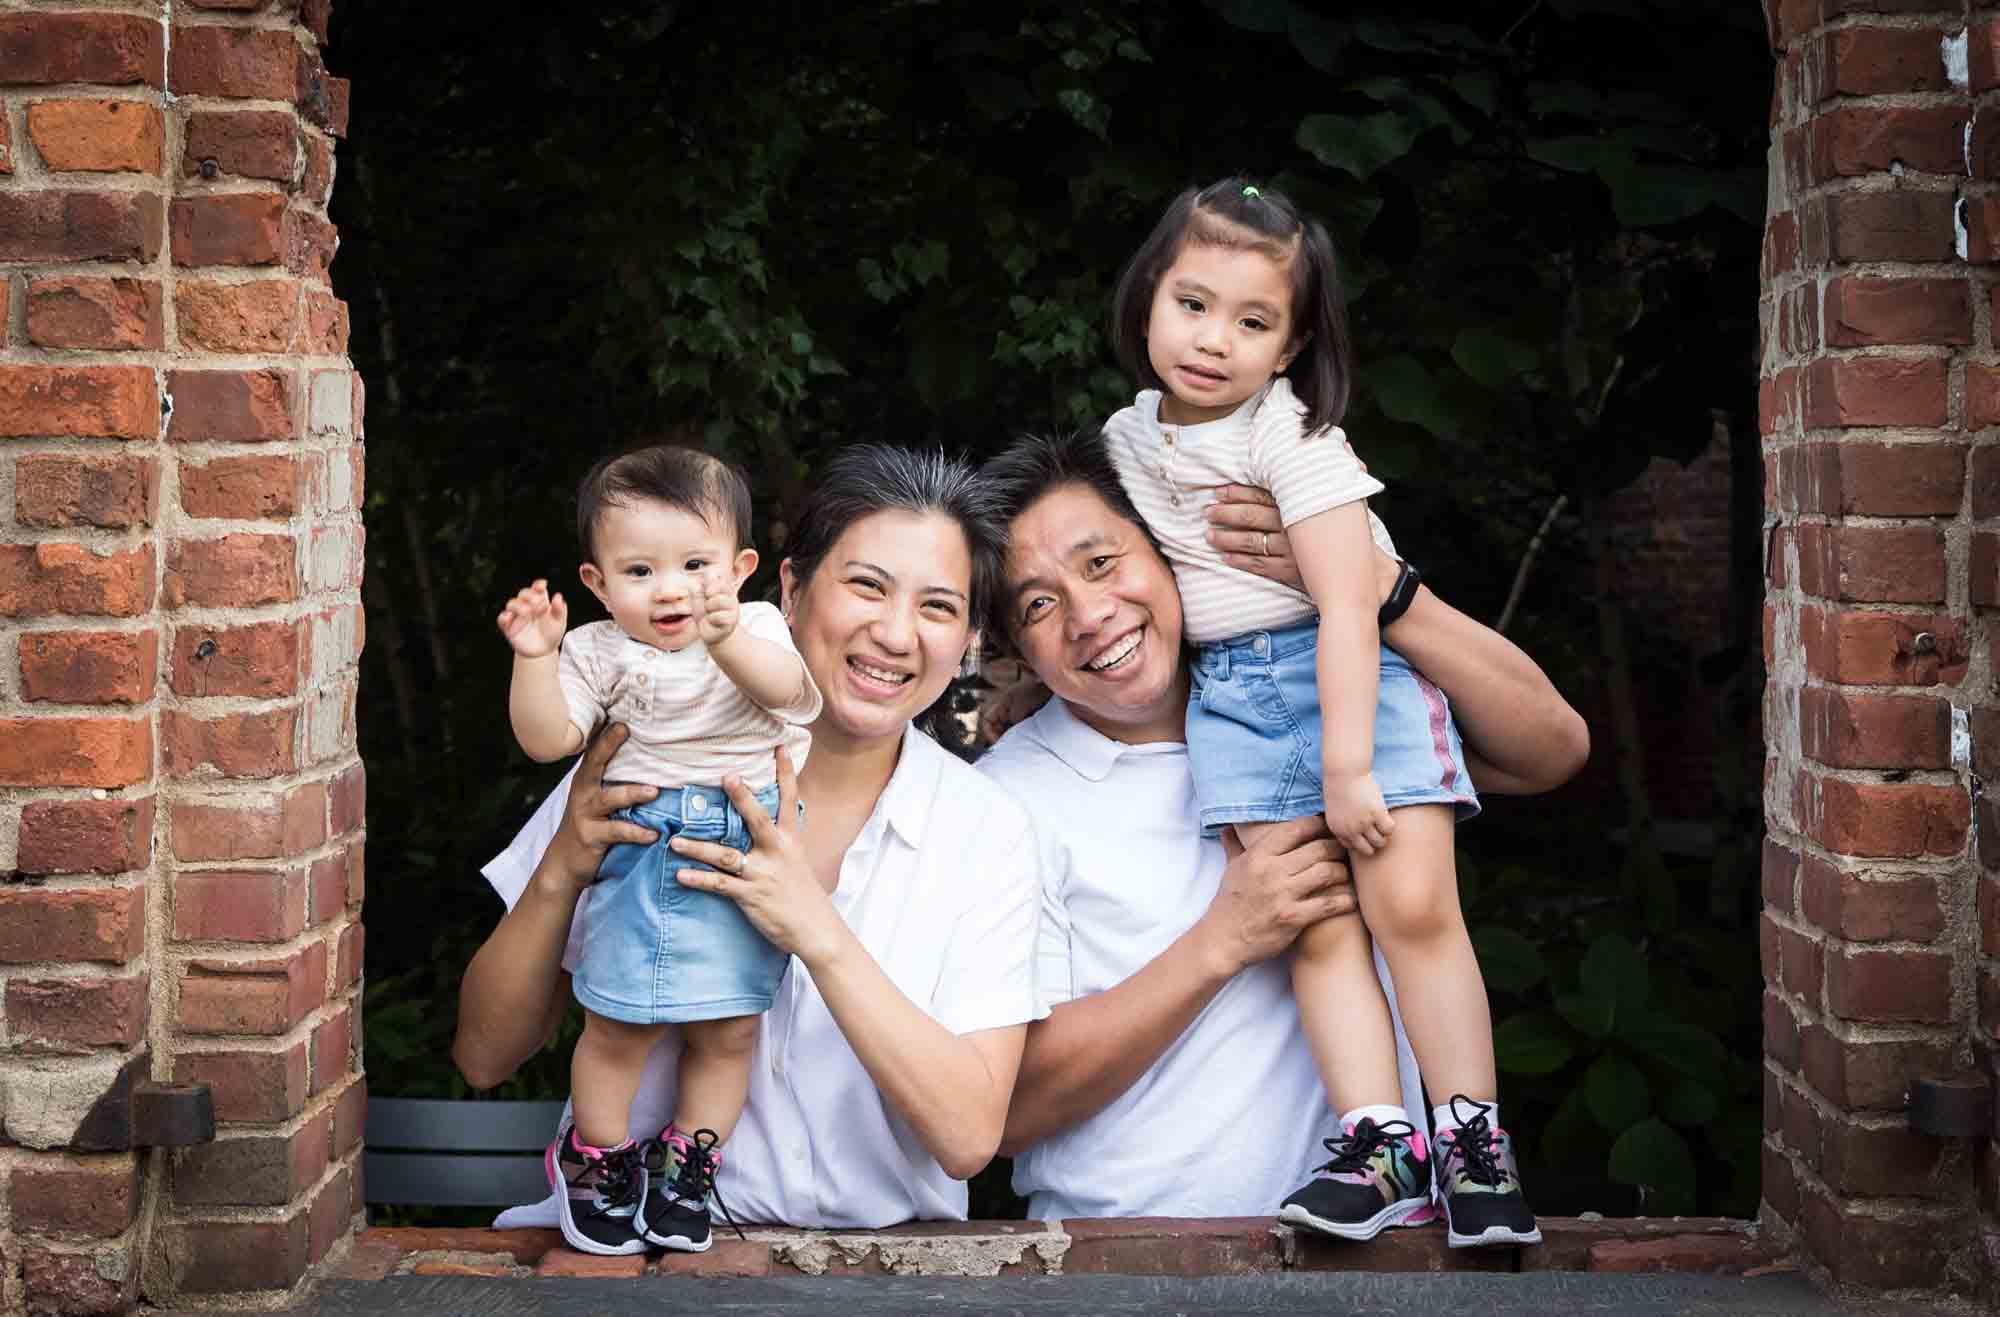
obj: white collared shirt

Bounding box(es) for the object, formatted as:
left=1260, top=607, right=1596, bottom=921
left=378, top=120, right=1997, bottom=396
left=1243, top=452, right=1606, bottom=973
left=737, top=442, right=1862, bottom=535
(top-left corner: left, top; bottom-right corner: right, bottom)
left=481, top=724, right=1045, bottom=1228
left=977, top=697, right=1425, bottom=1221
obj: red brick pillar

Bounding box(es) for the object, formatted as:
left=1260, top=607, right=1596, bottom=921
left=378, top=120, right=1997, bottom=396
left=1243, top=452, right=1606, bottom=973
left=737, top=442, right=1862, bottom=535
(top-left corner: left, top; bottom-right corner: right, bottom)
left=1761, top=3, right=1996, bottom=1298
left=0, top=3, right=361, bottom=1312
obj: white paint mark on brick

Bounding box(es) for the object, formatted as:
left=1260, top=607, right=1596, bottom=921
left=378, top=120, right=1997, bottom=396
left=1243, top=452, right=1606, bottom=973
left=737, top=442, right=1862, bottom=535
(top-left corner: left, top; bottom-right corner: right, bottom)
left=309, top=369, right=352, bottom=437
left=1953, top=705, right=1972, bottom=769
left=1967, top=117, right=1977, bottom=177
left=1945, top=30, right=1970, bottom=89
left=1957, top=197, right=1971, bottom=259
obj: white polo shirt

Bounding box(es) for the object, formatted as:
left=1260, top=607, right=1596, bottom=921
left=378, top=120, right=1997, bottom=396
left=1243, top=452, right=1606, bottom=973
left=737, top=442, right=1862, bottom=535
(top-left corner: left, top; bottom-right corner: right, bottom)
left=480, top=724, right=1045, bottom=1228
left=977, top=697, right=1425, bottom=1221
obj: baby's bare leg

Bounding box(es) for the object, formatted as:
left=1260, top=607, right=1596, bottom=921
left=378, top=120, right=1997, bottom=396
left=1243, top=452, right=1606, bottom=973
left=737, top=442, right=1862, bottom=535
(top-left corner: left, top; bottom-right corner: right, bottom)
left=1232, top=820, right=1401, bottom=1114
left=676, top=1014, right=760, bottom=1142
left=572, top=1010, right=672, bottom=1149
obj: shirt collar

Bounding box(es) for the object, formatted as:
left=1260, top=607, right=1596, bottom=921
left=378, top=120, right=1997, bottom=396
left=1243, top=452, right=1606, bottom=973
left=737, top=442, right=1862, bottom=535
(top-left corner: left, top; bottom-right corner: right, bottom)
left=875, top=722, right=943, bottom=847
left=1138, top=382, right=1273, bottom=437
left=1022, top=696, right=1184, bottom=783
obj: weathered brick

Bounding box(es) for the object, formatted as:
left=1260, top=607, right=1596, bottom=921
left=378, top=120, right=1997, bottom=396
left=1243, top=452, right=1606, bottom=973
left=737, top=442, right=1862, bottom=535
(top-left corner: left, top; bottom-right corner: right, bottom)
left=1821, top=1117, right=1946, bottom=1197
left=184, top=109, right=298, bottom=182
left=0, top=14, right=164, bottom=87
left=1762, top=1143, right=1800, bottom=1224
left=1780, top=1081, right=1821, bottom=1168
left=165, top=534, right=297, bottom=608
left=1801, top=1188, right=1948, bottom=1289
left=18, top=795, right=154, bottom=875
left=164, top=1216, right=310, bottom=1295
left=334, top=921, right=363, bottom=992
left=0, top=365, right=157, bottom=440
left=170, top=25, right=300, bottom=100
left=1827, top=946, right=1954, bottom=1023
left=1798, top=607, right=1965, bottom=685
left=1812, top=106, right=1967, bottom=180
left=1800, top=857, right=1945, bottom=944
left=1972, top=16, right=2000, bottom=95
left=14, top=454, right=158, bottom=529
left=25, top=275, right=165, bottom=351
left=173, top=867, right=306, bottom=943
left=330, top=760, right=364, bottom=835
left=1762, top=838, right=1798, bottom=915
left=1822, top=277, right=1969, bottom=347
left=0, top=716, right=151, bottom=788
left=5, top=974, right=148, bottom=1052
left=170, top=620, right=304, bottom=698
left=171, top=795, right=286, bottom=862
left=1805, top=775, right=1968, bottom=858
left=309, top=850, right=346, bottom=926
left=302, top=134, right=334, bottom=206
left=10, top=1160, right=141, bottom=1236
left=1801, top=1021, right=1953, bottom=1111
left=0, top=102, right=11, bottom=175
left=308, top=1165, right=354, bottom=1266
left=1822, top=189, right=1957, bottom=263
left=25, top=99, right=163, bottom=173
left=0, top=885, right=144, bottom=964
left=166, top=369, right=293, bottom=443
left=1820, top=25, right=1948, bottom=99
left=1799, top=687, right=1948, bottom=769
left=20, top=1244, right=137, bottom=1314
left=1780, top=924, right=1824, bottom=1002
left=19, top=629, right=158, bottom=704
left=1802, top=356, right=1947, bottom=429
left=0, top=190, right=163, bottom=263
left=1765, top=990, right=1800, bottom=1070
left=331, top=1075, right=365, bottom=1156
left=302, top=287, right=348, bottom=354
left=312, top=1004, right=352, bottom=1094
left=1974, top=531, right=2000, bottom=606
left=174, top=1042, right=309, bottom=1123
left=0, top=543, right=156, bottom=619
left=1798, top=440, right=1963, bottom=516
left=171, top=193, right=286, bottom=267
left=163, top=707, right=299, bottom=779
left=179, top=455, right=302, bottom=520
left=178, top=941, right=326, bottom=1035
left=176, top=278, right=300, bottom=352
left=1794, top=523, right=1944, bottom=603
left=286, top=208, right=338, bottom=283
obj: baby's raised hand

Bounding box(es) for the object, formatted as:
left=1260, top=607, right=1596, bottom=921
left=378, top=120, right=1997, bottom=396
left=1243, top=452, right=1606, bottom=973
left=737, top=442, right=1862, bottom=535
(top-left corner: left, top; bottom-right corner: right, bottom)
left=693, top=573, right=740, bottom=647
left=1322, top=771, right=1395, bottom=859
left=497, top=579, right=568, bottom=658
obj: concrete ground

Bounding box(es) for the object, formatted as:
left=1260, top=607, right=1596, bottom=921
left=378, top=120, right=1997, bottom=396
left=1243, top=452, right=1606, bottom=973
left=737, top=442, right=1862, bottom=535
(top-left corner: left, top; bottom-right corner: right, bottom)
left=157, top=1269, right=1938, bottom=1315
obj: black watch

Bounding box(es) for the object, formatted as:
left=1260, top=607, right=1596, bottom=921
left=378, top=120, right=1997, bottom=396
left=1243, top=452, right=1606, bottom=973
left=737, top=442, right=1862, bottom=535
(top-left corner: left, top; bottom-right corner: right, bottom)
left=1377, top=559, right=1422, bottom=629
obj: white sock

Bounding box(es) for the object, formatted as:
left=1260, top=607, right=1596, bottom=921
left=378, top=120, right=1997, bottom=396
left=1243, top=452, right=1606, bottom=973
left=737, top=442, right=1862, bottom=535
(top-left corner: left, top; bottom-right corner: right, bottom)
left=1341, top=1103, right=1410, bottom=1133
left=1433, top=1098, right=1499, bottom=1136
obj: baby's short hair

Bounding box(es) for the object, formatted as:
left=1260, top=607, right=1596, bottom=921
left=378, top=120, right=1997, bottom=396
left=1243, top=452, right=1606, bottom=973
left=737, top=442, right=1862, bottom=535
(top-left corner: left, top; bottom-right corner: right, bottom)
left=575, top=444, right=754, bottom=561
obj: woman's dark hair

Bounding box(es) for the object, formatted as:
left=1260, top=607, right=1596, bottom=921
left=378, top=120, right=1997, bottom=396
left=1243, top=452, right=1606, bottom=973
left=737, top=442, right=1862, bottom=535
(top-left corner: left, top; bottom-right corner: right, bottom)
left=1107, top=176, right=1353, bottom=435
left=785, top=444, right=1006, bottom=636
left=576, top=444, right=754, bottom=561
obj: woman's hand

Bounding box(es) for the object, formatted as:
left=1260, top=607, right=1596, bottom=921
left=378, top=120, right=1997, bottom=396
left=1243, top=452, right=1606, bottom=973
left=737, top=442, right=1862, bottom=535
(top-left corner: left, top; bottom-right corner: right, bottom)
left=543, top=723, right=660, bottom=888
left=1204, top=485, right=1303, bottom=589
left=669, top=747, right=843, bottom=962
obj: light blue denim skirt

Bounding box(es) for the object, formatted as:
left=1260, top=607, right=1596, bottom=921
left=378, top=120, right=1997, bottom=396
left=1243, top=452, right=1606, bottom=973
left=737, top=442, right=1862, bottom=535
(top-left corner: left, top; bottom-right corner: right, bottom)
left=572, top=783, right=789, bottom=1025
left=1186, top=619, right=1480, bottom=838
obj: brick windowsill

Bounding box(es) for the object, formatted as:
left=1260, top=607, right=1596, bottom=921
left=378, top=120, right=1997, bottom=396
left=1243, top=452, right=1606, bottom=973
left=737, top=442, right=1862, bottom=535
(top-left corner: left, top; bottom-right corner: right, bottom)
left=331, top=1216, right=1785, bottom=1282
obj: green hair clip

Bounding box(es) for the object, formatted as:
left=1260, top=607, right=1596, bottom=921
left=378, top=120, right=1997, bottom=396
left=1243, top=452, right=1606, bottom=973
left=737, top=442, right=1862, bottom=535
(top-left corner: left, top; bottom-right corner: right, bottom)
left=1242, top=185, right=1261, bottom=198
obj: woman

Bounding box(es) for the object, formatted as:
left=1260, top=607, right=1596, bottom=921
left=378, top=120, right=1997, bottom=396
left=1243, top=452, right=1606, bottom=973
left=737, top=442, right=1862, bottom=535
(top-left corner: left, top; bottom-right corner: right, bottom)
left=455, top=445, right=1044, bottom=1228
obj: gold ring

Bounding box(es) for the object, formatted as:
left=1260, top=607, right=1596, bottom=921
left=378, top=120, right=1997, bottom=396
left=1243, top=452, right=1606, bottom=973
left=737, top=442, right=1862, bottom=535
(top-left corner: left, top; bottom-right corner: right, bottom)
left=1260, top=532, right=1271, bottom=557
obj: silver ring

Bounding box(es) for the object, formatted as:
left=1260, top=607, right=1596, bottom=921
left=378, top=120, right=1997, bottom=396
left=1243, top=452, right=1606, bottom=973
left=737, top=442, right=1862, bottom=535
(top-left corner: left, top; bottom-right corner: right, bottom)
left=1260, top=532, right=1271, bottom=557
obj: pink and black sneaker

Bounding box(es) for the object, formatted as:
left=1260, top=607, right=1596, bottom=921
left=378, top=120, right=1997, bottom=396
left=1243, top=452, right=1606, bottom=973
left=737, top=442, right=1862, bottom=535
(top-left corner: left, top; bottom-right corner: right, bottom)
left=637, top=1125, right=738, bottom=1252
left=1278, top=1117, right=1434, bottom=1241
left=1434, top=1095, right=1541, bottom=1248
left=546, top=1123, right=649, bottom=1256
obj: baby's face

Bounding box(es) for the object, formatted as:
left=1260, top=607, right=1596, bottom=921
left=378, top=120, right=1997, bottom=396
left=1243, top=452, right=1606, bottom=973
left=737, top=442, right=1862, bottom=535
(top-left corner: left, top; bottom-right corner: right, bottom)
left=581, top=499, right=745, bottom=652
left=1145, top=239, right=1300, bottom=426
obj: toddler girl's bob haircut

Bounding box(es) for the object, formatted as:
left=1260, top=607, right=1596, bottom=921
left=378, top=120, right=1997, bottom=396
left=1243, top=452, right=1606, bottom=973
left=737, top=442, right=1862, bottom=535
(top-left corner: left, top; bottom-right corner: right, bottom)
left=1108, top=176, right=1354, bottom=437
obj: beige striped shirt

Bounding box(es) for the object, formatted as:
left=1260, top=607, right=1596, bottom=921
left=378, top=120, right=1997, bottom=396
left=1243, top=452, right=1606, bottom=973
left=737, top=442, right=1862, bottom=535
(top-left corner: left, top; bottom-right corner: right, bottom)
left=557, top=602, right=819, bottom=789
left=1104, top=378, right=1398, bottom=645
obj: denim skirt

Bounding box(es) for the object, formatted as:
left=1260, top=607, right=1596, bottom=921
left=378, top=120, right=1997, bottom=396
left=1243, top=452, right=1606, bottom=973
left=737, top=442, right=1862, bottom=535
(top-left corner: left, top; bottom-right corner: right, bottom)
left=572, top=782, right=789, bottom=1024
left=1186, top=619, right=1480, bottom=838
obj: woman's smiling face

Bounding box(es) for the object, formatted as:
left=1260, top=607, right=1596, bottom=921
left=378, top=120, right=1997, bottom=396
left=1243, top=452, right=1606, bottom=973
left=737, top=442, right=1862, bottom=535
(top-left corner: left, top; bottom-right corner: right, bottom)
left=1003, top=482, right=1189, bottom=744
left=782, top=508, right=974, bottom=748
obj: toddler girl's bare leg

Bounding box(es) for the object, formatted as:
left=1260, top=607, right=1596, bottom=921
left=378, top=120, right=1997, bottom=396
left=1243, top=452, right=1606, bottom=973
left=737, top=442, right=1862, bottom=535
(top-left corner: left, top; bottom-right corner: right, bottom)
left=676, top=1014, right=759, bottom=1142
left=1351, top=805, right=1496, bottom=1101
left=572, top=1010, right=672, bottom=1148
left=1233, top=820, right=1402, bottom=1113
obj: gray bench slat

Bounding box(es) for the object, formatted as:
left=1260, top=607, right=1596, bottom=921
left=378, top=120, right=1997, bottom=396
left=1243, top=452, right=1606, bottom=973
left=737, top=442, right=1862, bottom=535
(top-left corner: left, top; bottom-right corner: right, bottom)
left=364, top=1098, right=564, bottom=1152
left=362, top=1151, right=551, bottom=1207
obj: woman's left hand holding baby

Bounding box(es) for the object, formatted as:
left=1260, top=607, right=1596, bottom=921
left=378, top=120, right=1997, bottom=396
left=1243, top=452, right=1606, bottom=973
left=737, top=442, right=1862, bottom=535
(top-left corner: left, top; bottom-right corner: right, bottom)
left=669, top=747, right=843, bottom=963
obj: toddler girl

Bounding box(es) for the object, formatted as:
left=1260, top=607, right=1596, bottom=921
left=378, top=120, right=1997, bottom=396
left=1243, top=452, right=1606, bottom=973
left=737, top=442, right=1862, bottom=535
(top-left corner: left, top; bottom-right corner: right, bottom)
left=497, top=444, right=820, bottom=1256
left=1100, top=178, right=1538, bottom=1249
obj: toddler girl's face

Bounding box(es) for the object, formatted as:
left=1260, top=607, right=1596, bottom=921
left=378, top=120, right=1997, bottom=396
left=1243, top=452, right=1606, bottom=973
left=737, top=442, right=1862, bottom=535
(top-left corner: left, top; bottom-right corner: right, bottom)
left=579, top=499, right=751, bottom=652
left=1145, top=240, right=1301, bottom=426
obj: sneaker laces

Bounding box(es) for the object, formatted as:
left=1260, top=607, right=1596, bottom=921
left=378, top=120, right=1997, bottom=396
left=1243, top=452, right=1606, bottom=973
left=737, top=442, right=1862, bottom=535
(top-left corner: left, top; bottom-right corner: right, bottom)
left=573, top=1135, right=645, bottom=1209
left=1441, top=1095, right=1506, bottom=1189
left=665, top=1127, right=746, bottom=1241
left=1314, top=1118, right=1416, bottom=1177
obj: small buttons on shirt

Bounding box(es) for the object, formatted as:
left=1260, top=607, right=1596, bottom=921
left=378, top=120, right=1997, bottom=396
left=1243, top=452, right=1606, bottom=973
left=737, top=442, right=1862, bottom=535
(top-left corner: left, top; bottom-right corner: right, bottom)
left=1169, top=493, right=1182, bottom=507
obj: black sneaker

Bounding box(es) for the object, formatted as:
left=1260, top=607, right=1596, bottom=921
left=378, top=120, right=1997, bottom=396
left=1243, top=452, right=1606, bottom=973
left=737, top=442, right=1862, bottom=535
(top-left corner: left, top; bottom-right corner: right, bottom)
left=637, top=1127, right=737, bottom=1253
left=1278, top=1118, right=1434, bottom=1241
left=546, top=1123, right=649, bottom=1257
left=1434, top=1095, right=1541, bottom=1248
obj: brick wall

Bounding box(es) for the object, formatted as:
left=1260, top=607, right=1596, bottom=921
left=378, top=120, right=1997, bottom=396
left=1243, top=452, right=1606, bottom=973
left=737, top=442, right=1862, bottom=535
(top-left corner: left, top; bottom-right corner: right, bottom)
left=1760, top=2, right=1997, bottom=1298
left=0, top=3, right=361, bottom=1313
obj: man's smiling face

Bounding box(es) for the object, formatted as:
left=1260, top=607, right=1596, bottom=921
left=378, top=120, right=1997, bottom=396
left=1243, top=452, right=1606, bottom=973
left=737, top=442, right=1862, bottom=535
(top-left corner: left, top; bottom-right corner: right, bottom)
left=1004, top=483, right=1189, bottom=744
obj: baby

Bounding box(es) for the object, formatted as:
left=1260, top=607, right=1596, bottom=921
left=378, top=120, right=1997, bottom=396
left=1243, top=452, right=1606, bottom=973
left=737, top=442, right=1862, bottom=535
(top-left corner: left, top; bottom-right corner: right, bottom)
left=497, top=444, right=820, bottom=1257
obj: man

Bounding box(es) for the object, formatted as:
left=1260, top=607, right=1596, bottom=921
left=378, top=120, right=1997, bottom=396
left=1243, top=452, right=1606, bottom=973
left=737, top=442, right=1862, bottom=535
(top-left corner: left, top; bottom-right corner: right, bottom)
left=976, top=431, right=1587, bottom=1219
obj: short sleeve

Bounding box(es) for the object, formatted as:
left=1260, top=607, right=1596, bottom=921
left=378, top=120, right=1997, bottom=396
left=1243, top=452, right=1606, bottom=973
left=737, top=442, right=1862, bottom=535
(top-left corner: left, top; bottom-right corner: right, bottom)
left=739, top=602, right=823, bottom=724
left=480, top=766, right=587, bottom=972
left=1247, top=390, right=1385, bottom=530
left=556, top=627, right=611, bottom=742
left=1033, top=825, right=1075, bottom=1011
left=930, top=805, right=1050, bottom=1036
